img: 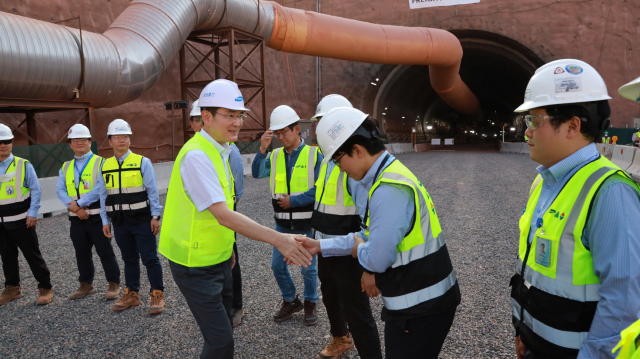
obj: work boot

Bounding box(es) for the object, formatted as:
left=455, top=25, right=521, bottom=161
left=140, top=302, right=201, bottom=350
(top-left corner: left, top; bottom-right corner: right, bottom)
left=105, top=282, right=120, bottom=300
left=148, top=289, right=165, bottom=315
left=0, top=285, right=23, bottom=306
left=318, top=333, right=355, bottom=359
left=273, top=295, right=303, bottom=322
left=304, top=300, right=318, bottom=326
left=232, top=307, right=245, bottom=327
left=36, top=288, right=53, bottom=305
left=68, top=282, right=95, bottom=300
left=111, top=287, right=141, bottom=312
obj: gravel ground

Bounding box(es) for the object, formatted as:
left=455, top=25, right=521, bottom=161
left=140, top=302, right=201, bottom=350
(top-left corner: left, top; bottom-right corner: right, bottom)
left=0, top=151, right=538, bottom=358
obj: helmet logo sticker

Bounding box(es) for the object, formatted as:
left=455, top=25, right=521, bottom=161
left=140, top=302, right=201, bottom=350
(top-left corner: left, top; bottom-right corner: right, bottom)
left=555, top=78, right=582, bottom=93
left=235, top=96, right=243, bottom=102
left=0, top=131, right=8, bottom=136
left=202, top=92, right=215, bottom=98
left=327, top=122, right=346, bottom=140
left=553, top=67, right=565, bottom=74
left=115, top=127, right=128, bottom=132
left=68, top=129, right=73, bottom=134
left=565, top=64, right=583, bottom=75
left=524, top=89, right=531, bottom=100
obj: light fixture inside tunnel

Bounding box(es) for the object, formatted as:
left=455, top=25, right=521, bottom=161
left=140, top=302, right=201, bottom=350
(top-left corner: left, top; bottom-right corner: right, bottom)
left=510, top=127, right=516, bottom=131
left=371, top=82, right=377, bottom=86
left=382, top=113, right=386, bottom=115
left=427, top=126, right=433, bottom=130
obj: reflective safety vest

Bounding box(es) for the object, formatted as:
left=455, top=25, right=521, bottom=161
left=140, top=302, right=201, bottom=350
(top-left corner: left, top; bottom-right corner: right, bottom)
left=159, top=132, right=235, bottom=267
left=613, top=319, right=640, bottom=359
left=0, top=156, right=31, bottom=229
left=511, top=155, right=640, bottom=358
left=365, top=159, right=459, bottom=321
left=602, top=136, right=610, bottom=144
left=62, top=154, right=103, bottom=222
left=312, top=163, right=361, bottom=235
left=269, top=145, right=319, bottom=230
left=101, top=152, right=151, bottom=225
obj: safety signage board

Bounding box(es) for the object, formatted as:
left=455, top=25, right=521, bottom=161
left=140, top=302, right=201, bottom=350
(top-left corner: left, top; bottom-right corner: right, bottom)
left=410, top=0, right=480, bottom=9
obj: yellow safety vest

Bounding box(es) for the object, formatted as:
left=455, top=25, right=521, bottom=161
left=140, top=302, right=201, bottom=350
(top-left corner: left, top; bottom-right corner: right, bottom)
left=62, top=154, right=103, bottom=218
left=0, top=156, right=31, bottom=226
left=511, top=155, right=640, bottom=357
left=312, top=162, right=360, bottom=235
left=159, top=132, right=236, bottom=267
left=613, top=319, right=640, bottom=359
left=101, top=152, right=150, bottom=223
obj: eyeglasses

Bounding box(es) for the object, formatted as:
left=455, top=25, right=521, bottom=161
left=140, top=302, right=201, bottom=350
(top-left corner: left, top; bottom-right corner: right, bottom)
left=331, top=152, right=346, bottom=167
left=523, top=114, right=553, bottom=131
left=274, top=127, right=291, bottom=138
left=0, top=140, right=12, bottom=145
left=214, top=112, right=247, bottom=121
left=111, top=135, right=130, bottom=141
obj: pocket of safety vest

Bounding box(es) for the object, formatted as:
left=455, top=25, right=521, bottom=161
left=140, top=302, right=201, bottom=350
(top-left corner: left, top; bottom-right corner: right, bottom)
left=123, top=172, right=138, bottom=187
left=192, top=222, right=234, bottom=257
left=275, top=173, right=287, bottom=192
left=530, top=232, right=559, bottom=279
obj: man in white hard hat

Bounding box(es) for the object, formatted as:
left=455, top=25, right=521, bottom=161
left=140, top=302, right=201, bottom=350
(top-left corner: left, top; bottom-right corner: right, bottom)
left=296, top=107, right=460, bottom=359
left=159, top=79, right=312, bottom=359
left=190, top=97, right=247, bottom=327
left=509, top=59, right=640, bottom=359
left=310, top=95, right=382, bottom=359
left=252, top=105, right=323, bottom=326
left=56, top=124, right=120, bottom=301
left=0, top=123, right=53, bottom=306
left=100, top=119, right=165, bottom=314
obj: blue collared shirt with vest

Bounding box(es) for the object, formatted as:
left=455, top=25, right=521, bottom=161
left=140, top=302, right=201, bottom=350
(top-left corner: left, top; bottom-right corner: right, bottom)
left=229, top=143, right=244, bottom=201
left=0, top=154, right=41, bottom=218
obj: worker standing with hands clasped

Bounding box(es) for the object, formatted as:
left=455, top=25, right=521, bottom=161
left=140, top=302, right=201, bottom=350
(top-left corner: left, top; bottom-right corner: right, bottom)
left=159, top=79, right=312, bottom=359
left=100, top=119, right=165, bottom=314
left=296, top=107, right=461, bottom=359
left=510, top=59, right=640, bottom=359
left=56, top=124, right=120, bottom=300
left=0, top=123, right=53, bottom=306
left=252, top=105, right=323, bottom=326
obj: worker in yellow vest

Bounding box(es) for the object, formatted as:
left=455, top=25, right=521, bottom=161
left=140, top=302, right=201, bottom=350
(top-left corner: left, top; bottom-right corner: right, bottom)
left=310, top=95, right=381, bottom=359
left=252, top=105, right=323, bottom=326
left=100, top=119, right=165, bottom=314
left=56, top=124, right=120, bottom=301
left=511, top=59, right=640, bottom=359
left=159, top=79, right=312, bottom=359
left=296, top=108, right=460, bottom=359
left=602, top=131, right=610, bottom=144
left=0, top=123, right=53, bottom=306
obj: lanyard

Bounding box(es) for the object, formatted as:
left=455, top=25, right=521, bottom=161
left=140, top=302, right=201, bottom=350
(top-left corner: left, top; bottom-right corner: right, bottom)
left=362, top=153, right=393, bottom=230
left=74, top=153, right=93, bottom=184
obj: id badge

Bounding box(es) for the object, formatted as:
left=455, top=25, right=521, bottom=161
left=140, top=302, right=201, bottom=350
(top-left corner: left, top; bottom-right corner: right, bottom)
left=6, top=186, right=13, bottom=195
left=535, top=237, right=552, bottom=268
left=83, top=181, right=91, bottom=190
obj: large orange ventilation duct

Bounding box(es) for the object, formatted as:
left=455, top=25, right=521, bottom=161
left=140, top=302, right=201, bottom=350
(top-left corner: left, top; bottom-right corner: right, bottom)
left=0, top=0, right=479, bottom=114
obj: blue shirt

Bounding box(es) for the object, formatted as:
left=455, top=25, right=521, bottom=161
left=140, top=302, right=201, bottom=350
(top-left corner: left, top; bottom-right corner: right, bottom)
left=229, top=143, right=244, bottom=201
left=319, top=151, right=416, bottom=273
left=526, top=143, right=640, bottom=358
left=251, top=141, right=323, bottom=208
left=56, top=151, right=109, bottom=225
left=0, top=154, right=41, bottom=218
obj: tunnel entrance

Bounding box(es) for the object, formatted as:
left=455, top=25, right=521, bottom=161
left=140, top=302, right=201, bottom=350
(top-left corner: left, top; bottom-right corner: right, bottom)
left=366, top=30, right=544, bottom=145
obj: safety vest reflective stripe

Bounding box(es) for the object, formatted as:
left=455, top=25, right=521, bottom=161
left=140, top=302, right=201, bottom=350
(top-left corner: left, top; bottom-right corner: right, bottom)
left=105, top=201, right=148, bottom=212
left=275, top=212, right=313, bottom=220
left=392, top=233, right=446, bottom=269
left=69, top=208, right=102, bottom=216
left=106, top=186, right=145, bottom=195
left=0, top=193, right=30, bottom=205
left=382, top=270, right=457, bottom=311
left=512, top=299, right=587, bottom=350
left=315, top=201, right=357, bottom=216
left=0, top=157, right=31, bottom=222
left=0, top=158, right=30, bottom=204
left=1, top=211, right=28, bottom=222
left=314, top=166, right=357, bottom=216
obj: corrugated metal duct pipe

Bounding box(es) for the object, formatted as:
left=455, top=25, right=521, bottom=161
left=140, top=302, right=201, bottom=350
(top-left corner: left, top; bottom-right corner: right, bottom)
left=0, top=0, right=479, bottom=114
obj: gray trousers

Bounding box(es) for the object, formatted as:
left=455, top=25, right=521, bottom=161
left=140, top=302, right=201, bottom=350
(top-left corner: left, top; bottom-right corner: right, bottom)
left=169, top=258, right=234, bottom=359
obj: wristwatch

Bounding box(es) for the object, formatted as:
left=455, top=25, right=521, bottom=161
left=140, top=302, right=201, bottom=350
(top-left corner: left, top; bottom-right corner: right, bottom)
left=152, top=215, right=160, bottom=220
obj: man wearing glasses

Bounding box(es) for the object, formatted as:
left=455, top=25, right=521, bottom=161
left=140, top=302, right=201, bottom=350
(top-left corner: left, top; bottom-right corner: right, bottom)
left=160, top=79, right=313, bottom=358
left=510, top=59, right=640, bottom=359
left=252, top=105, right=323, bottom=326
left=0, top=123, right=52, bottom=306
left=56, top=124, right=120, bottom=301
left=100, top=119, right=165, bottom=314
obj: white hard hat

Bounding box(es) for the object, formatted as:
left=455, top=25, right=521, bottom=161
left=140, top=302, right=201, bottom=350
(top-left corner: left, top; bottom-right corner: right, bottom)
left=198, top=79, right=250, bottom=111
left=107, top=119, right=133, bottom=136
left=619, top=76, right=640, bottom=102
left=0, top=124, right=14, bottom=140
left=515, top=59, right=611, bottom=113
left=269, top=105, right=300, bottom=131
left=67, top=124, right=91, bottom=139
left=311, top=94, right=353, bottom=121
left=316, top=107, right=368, bottom=165
left=190, top=99, right=201, bottom=117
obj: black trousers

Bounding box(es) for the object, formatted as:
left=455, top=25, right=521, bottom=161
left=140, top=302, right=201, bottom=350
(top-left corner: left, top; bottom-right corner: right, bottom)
left=232, top=241, right=242, bottom=309
left=0, top=224, right=51, bottom=289
left=70, top=220, right=120, bottom=284
left=384, top=309, right=456, bottom=359
left=170, top=258, right=234, bottom=359
left=317, top=254, right=382, bottom=359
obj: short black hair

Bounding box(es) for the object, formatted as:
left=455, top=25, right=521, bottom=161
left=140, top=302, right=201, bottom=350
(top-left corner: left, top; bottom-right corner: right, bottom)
left=543, top=101, right=610, bottom=143
left=200, top=107, right=220, bottom=118
left=287, top=121, right=300, bottom=131
left=333, top=118, right=385, bottom=159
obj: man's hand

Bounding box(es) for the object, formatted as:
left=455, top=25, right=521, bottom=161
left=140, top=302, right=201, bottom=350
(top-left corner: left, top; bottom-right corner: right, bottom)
left=26, top=216, right=37, bottom=228
left=103, top=224, right=113, bottom=238
left=76, top=208, right=89, bottom=220
left=361, top=272, right=380, bottom=298
left=68, top=201, right=80, bottom=213
left=151, top=218, right=160, bottom=236
left=231, top=251, right=236, bottom=269
left=294, top=236, right=321, bottom=256
left=352, top=234, right=365, bottom=258
left=274, top=233, right=312, bottom=267
left=515, top=336, right=526, bottom=359
left=259, top=130, right=274, bottom=154
left=277, top=194, right=291, bottom=209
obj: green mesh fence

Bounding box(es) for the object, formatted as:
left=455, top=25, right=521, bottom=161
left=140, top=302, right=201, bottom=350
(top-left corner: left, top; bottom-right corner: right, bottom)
left=12, top=142, right=98, bottom=178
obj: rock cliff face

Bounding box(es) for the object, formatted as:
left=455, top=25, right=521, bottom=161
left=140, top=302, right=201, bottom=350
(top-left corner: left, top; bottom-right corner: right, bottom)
left=1, top=0, right=638, bottom=160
